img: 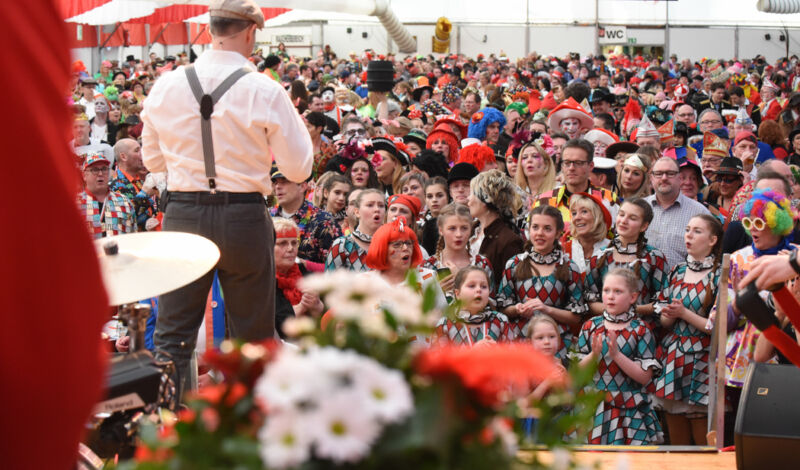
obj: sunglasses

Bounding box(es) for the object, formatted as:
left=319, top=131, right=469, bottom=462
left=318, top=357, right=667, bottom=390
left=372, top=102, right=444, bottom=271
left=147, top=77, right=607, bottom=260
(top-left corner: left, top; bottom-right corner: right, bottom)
left=716, top=175, right=740, bottom=184
left=742, top=216, right=766, bottom=231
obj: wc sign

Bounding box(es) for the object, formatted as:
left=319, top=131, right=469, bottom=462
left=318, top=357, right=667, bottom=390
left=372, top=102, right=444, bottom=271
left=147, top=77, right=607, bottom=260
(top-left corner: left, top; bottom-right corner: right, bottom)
left=599, top=26, right=627, bottom=44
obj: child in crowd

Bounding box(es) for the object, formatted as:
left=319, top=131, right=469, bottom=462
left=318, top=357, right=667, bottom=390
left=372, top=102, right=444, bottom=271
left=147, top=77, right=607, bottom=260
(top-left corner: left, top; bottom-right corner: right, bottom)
left=576, top=268, right=663, bottom=445
left=422, top=203, right=493, bottom=300
left=651, top=214, right=723, bottom=445
left=497, top=205, right=587, bottom=354
left=585, top=198, right=669, bottom=318
left=420, top=176, right=450, bottom=253
left=433, top=267, right=512, bottom=345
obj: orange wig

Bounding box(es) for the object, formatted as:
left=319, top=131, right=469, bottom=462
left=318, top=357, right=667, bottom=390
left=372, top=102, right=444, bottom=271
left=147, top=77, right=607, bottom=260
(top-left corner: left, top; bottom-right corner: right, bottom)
left=364, top=217, right=424, bottom=270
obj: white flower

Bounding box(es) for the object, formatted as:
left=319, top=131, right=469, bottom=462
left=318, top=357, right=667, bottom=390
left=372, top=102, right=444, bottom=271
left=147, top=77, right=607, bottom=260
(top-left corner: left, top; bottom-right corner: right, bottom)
left=254, top=349, right=329, bottom=411
left=281, top=316, right=316, bottom=338
left=358, top=312, right=392, bottom=338
left=490, top=417, right=519, bottom=456
left=308, top=392, right=381, bottom=464
left=353, top=360, right=414, bottom=424
left=258, top=413, right=311, bottom=469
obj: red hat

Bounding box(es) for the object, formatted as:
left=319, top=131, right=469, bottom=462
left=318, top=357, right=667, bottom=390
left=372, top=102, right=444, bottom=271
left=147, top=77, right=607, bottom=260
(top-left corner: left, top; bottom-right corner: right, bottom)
left=426, top=126, right=460, bottom=163
left=387, top=194, right=422, bottom=220
left=657, top=120, right=675, bottom=145
left=583, top=128, right=619, bottom=147
left=546, top=97, right=594, bottom=133
left=364, top=217, right=423, bottom=270
left=434, top=116, right=467, bottom=140
left=570, top=192, right=612, bottom=231
left=734, top=131, right=758, bottom=147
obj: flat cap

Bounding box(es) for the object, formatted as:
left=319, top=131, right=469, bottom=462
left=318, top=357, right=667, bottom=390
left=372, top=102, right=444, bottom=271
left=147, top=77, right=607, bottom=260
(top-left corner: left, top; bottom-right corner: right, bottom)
left=209, top=0, right=265, bottom=29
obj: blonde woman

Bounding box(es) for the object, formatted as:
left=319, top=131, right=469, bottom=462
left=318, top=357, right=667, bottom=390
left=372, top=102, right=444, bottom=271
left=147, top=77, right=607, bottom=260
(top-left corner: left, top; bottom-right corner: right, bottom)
left=515, top=138, right=556, bottom=209
left=564, top=193, right=612, bottom=273
left=617, top=153, right=652, bottom=201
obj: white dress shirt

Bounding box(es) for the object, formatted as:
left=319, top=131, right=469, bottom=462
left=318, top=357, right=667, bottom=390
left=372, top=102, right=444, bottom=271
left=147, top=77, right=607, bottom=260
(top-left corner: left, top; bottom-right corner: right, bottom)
left=141, top=49, right=312, bottom=194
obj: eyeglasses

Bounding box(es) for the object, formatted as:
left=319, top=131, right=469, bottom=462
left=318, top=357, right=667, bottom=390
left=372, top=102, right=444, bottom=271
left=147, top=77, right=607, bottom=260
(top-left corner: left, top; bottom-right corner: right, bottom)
left=561, top=159, right=590, bottom=168
left=699, top=119, right=723, bottom=126
left=742, top=217, right=766, bottom=231
left=85, top=166, right=109, bottom=175
left=652, top=170, right=679, bottom=178
left=703, top=157, right=723, bottom=165
left=389, top=240, right=415, bottom=249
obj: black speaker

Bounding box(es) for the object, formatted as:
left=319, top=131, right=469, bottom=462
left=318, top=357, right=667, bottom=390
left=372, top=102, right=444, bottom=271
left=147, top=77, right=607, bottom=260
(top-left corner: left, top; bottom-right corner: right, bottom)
left=735, top=362, right=800, bottom=470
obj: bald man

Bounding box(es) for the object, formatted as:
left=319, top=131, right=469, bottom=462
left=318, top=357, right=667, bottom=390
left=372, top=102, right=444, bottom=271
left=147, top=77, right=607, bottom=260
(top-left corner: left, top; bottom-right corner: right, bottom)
left=109, top=138, right=158, bottom=230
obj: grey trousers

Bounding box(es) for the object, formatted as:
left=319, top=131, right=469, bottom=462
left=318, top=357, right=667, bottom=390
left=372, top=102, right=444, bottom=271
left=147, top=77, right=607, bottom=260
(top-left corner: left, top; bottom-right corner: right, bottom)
left=154, top=198, right=275, bottom=398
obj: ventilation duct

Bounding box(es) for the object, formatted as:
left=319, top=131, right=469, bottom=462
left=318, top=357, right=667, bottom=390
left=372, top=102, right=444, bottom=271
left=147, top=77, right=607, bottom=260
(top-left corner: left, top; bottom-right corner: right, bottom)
left=758, top=0, right=800, bottom=13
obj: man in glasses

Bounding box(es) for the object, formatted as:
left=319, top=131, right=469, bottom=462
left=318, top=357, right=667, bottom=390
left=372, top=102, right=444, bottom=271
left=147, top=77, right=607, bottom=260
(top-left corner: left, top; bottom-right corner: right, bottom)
left=646, top=157, right=711, bottom=268
left=76, top=153, right=135, bottom=239
left=534, top=138, right=618, bottom=228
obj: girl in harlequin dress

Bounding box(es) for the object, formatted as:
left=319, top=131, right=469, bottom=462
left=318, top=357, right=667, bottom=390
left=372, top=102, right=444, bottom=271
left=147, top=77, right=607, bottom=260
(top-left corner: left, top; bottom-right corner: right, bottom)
left=325, top=189, right=385, bottom=272
left=584, top=198, right=669, bottom=318
left=422, top=203, right=494, bottom=301
left=576, top=268, right=663, bottom=445
left=650, top=214, right=723, bottom=445
left=433, top=267, right=513, bottom=346
left=497, top=205, right=588, bottom=357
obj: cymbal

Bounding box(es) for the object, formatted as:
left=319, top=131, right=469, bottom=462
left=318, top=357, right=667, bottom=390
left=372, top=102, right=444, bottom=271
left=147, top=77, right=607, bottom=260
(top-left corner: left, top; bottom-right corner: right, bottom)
left=94, top=232, right=220, bottom=306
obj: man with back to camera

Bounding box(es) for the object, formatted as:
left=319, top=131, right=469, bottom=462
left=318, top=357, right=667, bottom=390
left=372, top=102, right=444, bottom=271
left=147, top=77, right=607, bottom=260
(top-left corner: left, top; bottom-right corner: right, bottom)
left=141, top=0, right=312, bottom=397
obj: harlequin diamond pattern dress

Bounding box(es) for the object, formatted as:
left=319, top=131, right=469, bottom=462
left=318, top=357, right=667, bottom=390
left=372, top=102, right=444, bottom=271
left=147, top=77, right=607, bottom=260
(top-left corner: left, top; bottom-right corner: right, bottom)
left=584, top=246, right=669, bottom=307
left=496, top=254, right=588, bottom=356
left=433, top=311, right=514, bottom=345
left=650, top=264, right=720, bottom=407
left=576, top=316, right=664, bottom=445
left=324, top=235, right=369, bottom=272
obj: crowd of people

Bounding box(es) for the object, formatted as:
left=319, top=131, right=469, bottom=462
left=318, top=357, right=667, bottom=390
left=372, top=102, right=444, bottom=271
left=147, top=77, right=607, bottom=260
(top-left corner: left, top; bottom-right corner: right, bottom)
left=69, top=11, right=800, bottom=448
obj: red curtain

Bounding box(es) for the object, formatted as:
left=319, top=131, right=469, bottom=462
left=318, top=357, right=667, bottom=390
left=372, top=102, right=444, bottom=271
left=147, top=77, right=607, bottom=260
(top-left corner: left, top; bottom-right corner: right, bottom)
left=2, top=1, right=108, bottom=469
left=57, top=0, right=111, bottom=19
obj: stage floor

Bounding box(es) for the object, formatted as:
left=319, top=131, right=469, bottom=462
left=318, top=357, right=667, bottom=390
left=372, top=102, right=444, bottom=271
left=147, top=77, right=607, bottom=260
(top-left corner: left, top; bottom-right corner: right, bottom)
left=519, top=446, right=736, bottom=469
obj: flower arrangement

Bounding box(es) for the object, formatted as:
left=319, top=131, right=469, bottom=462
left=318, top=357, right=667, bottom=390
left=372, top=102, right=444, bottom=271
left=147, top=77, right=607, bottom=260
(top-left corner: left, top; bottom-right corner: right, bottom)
left=121, top=270, right=601, bottom=470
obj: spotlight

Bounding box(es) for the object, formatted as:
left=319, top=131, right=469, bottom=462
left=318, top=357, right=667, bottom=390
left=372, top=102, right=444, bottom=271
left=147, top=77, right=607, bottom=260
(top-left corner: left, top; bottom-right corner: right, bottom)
left=347, top=27, right=352, bottom=34
left=362, top=32, right=368, bottom=39
left=765, top=33, right=772, bottom=40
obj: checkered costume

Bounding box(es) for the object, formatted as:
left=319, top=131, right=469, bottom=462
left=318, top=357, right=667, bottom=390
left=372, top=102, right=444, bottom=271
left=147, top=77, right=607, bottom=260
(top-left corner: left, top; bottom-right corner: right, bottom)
left=650, top=263, right=720, bottom=407
left=584, top=245, right=669, bottom=306
left=433, top=310, right=514, bottom=345
left=575, top=315, right=664, bottom=445
left=324, top=235, right=369, bottom=272
left=77, top=190, right=136, bottom=239
left=495, top=252, right=588, bottom=355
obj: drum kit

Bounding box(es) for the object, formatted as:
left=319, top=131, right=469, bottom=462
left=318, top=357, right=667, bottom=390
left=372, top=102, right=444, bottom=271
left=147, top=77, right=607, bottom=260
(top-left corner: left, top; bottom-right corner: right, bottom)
left=77, top=231, right=220, bottom=469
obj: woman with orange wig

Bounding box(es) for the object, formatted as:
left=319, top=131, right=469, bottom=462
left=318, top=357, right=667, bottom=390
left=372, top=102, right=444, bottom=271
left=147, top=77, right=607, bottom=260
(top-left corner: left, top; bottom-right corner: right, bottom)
left=366, top=216, right=447, bottom=307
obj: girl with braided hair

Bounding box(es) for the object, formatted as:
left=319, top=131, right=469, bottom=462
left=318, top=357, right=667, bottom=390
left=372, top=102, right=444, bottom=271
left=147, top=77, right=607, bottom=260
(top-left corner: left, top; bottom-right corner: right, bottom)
left=421, top=203, right=493, bottom=300
left=650, top=214, right=723, bottom=445
left=497, top=205, right=588, bottom=356
left=584, top=198, right=669, bottom=318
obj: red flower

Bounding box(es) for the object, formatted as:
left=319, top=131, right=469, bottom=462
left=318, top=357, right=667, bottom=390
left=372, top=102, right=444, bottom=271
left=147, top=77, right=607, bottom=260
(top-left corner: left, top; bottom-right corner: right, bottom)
left=471, top=112, right=484, bottom=123
left=414, top=344, right=563, bottom=407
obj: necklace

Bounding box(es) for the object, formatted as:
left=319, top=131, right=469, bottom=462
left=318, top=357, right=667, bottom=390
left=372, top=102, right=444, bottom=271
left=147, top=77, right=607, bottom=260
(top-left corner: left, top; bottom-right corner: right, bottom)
left=529, top=248, right=562, bottom=265
left=603, top=306, right=636, bottom=323
left=687, top=254, right=715, bottom=272
left=612, top=237, right=638, bottom=255
left=352, top=227, right=372, bottom=243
